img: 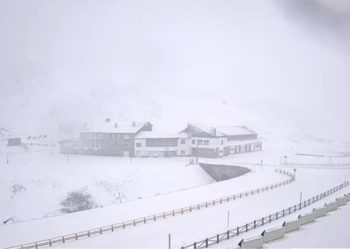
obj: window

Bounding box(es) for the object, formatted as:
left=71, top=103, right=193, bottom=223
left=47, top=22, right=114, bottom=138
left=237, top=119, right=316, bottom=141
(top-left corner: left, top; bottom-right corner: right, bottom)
left=181, top=139, right=185, bottom=144
left=203, top=140, right=209, bottom=145
left=221, top=140, right=224, bottom=145
left=146, top=138, right=178, bottom=147
left=181, top=150, right=185, bottom=155
left=136, top=142, right=141, bottom=147
left=192, top=139, right=195, bottom=145
left=124, top=134, right=129, bottom=139
left=198, top=139, right=203, bottom=145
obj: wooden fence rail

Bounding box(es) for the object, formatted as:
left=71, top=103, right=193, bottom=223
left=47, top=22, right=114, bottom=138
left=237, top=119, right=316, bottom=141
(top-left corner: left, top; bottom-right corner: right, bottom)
left=8, top=169, right=295, bottom=249
left=181, top=180, right=349, bottom=249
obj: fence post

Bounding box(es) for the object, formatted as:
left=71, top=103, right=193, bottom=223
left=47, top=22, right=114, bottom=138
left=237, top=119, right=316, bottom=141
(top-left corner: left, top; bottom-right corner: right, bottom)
left=262, top=217, right=264, bottom=225
left=35, top=242, right=38, bottom=249
left=198, top=204, right=200, bottom=210
left=246, top=224, right=248, bottom=232
left=100, top=228, right=102, bottom=234
left=144, top=217, right=146, bottom=224
left=154, top=215, right=156, bottom=221
left=62, top=237, right=65, bottom=243
left=190, top=206, right=192, bottom=212
left=206, top=238, right=208, bottom=248
left=49, top=240, right=52, bottom=246
left=194, top=242, right=197, bottom=249
left=172, top=210, right=175, bottom=216
left=75, top=233, right=78, bottom=240
left=88, top=231, right=90, bottom=237
left=182, top=208, right=184, bottom=214
left=217, top=234, right=219, bottom=243
left=227, top=231, right=230, bottom=239
left=254, top=220, right=256, bottom=228
left=237, top=227, right=239, bottom=235
left=269, top=214, right=272, bottom=222
left=112, top=225, right=114, bottom=232
left=163, top=212, right=166, bottom=219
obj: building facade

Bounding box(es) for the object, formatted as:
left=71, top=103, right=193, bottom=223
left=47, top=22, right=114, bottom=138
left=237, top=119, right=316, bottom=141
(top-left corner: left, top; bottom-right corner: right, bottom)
left=59, top=122, right=262, bottom=158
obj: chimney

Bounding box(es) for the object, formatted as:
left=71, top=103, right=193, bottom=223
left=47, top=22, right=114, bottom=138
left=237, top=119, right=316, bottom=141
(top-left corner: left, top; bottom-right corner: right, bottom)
left=114, top=122, right=118, bottom=128
left=210, top=128, right=216, bottom=136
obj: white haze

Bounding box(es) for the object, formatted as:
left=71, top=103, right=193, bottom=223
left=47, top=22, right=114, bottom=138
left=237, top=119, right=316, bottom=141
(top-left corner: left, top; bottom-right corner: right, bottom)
left=0, top=0, right=349, bottom=142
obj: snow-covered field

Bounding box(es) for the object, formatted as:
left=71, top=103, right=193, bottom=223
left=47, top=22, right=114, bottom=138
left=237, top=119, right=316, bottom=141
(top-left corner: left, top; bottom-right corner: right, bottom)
left=0, top=145, right=213, bottom=224
left=1, top=136, right=350, bottom=248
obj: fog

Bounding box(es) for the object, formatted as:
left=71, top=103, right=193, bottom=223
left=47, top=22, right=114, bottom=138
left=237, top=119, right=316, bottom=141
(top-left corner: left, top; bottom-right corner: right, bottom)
left=0, top=0, right=349, bottom=142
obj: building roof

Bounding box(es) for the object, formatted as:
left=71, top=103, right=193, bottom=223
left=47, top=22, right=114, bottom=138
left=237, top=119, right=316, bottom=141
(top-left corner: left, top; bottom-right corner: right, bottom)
left=82, top=121, right=150, bottom=134
left=187, top=123, right=257, bottom=137
left=135, top=130, right=189, bottom=139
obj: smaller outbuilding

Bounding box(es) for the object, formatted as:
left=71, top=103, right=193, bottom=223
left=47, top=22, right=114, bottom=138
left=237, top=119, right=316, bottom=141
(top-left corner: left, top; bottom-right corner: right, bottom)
left=7, top=138, right=21, bottom=147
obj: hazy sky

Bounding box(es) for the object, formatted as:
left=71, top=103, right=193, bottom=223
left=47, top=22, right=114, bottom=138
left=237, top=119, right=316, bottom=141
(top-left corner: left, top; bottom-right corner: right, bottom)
left=0, top=0, right=349, bottom=141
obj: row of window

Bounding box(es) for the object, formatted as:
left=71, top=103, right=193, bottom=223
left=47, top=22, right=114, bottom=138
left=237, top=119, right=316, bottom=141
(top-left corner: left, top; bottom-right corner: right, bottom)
left=82, top=133, right=131, bottom=140
left=192, top=139, right=210, bottom=145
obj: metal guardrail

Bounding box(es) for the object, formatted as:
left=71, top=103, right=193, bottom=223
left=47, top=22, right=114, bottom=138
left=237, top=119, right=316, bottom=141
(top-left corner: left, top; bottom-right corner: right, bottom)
left=181, top=180, right=349, bottom=249
left=7, top=169, right=294, bottom=249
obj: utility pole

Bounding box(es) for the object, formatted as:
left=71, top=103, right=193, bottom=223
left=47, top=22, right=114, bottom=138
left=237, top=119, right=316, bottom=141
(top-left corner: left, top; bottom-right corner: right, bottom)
left=168, top=234, right=171, bottom=249
left=118, top=192, right=122, bottom=203
left=196, top=139, right=199, bottom=165
left=227, top=210, right=230, bottom=228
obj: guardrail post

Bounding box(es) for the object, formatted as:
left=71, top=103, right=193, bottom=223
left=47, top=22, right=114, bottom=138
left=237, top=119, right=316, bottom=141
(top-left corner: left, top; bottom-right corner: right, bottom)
left=217, top=234, right=219, bottom=243
left=237, top=226, right=239, bottom=235
left=254, top=220, right=256, bottom=228
left=227, top=231, right=230, bottom=239
left=75, top=233, right=78, bottom=240
left=163, top=212, right=166, bottom=219
left=246, top=224, right=248, bottom=232
left=194, top=242, right=197, bottom=249
left=182, top=208, right=184, bottom=214
left=49, top=240, right=52, bottom=246
left=144, top=217, right=146, bottom=224
left=133, top=220, right=136, bottom=226
left=100, top=228, right=102, bottom=234
left=262, top=217, right=264, bottom=225
left=123, top=222, right=125, bottom=229
left=154, top=215, right=156, bottom=221
left=276, top=212, right=279, bottom=219
left=62, top=236, right=65, bottom=243
left=35, top=242, right=38, bottom=249
left=112, top=225, right=114, bottom=232
left=172, top=210, right=175, bottom=216
left=198, top=204, right=200, bottom=210
left=88, top=231, right=90, bottom=237
left=269, top=214, right=272, bottom=222
left=206, top=238, right=208, bottom=248
left=206, top=202, right=208, bottom=208
left=190, top=206, right=192, bottom=212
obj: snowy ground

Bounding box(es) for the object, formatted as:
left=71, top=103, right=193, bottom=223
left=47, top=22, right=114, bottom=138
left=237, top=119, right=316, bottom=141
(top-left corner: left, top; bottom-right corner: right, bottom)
left=266, top=203, right=350, bottom=248
left=0, top=145, right=213, bottom=224
left=1, top=136, right=350, bottom=248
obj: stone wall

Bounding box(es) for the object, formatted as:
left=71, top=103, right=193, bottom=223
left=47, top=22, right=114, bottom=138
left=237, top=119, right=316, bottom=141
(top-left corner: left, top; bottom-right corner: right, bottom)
left=199, top=162, right=250, bottom=181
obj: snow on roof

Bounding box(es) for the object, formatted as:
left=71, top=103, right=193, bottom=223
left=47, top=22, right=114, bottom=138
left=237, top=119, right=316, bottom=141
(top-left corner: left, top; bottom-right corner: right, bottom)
left=135, top=130, right=188, bottom=139
left=82, top=121, right=149, bottom=134
left=189, top=123, right=257, bottom=137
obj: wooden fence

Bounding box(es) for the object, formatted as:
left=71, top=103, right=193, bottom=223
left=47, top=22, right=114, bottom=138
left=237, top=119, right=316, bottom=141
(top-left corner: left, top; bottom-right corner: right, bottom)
left=8, top=169, right=294, bottom=249
left=181, top=180, right=350, bottom=249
